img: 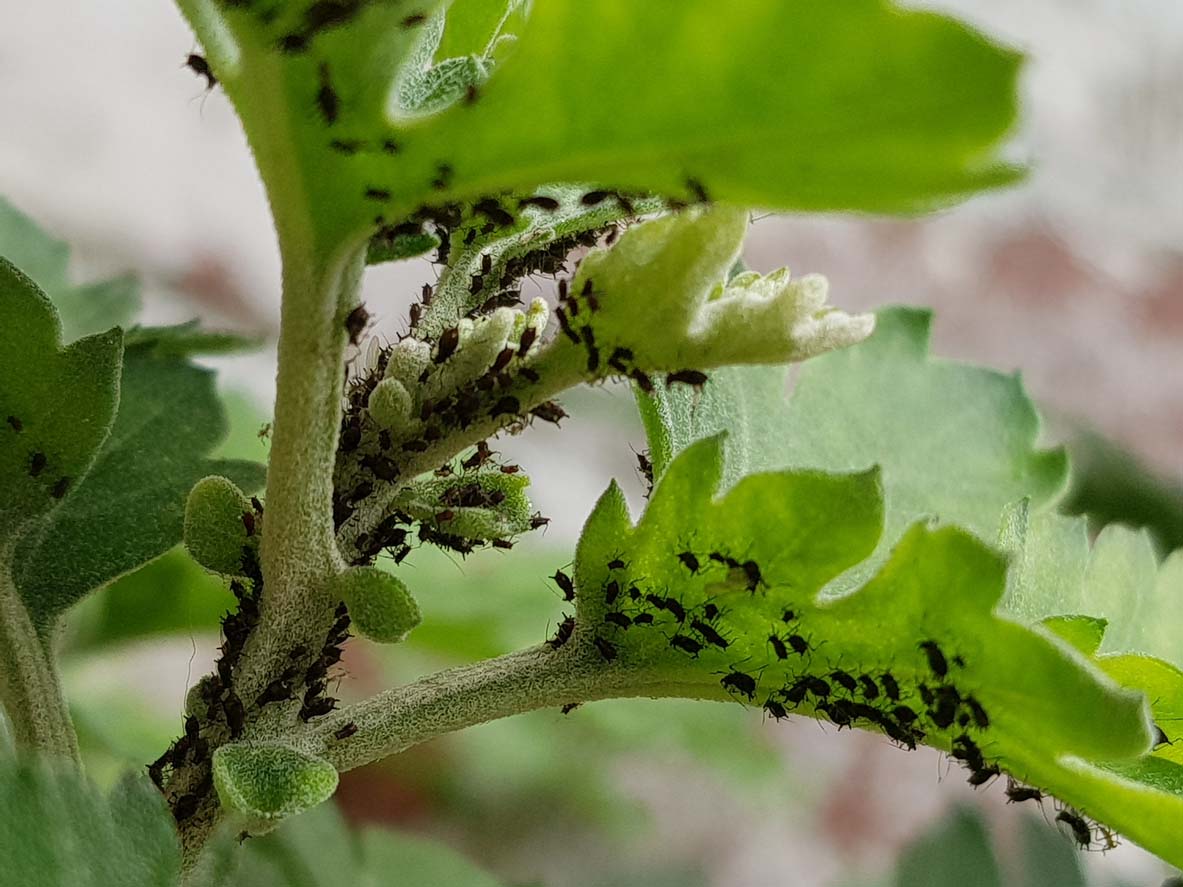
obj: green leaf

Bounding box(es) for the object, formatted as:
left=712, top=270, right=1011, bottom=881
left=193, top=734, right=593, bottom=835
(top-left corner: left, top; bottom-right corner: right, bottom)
left=891, top=807, right=1000, bottom=887
left=639, top=308, right=1067, bottom=594
left=330, top=567, right=420, bottom=644
left=123, top=321, right=264, bottom=357
left=557, top=208, right=872, bottom=377
left=214, top=741, right=338, bottom=821
left=10, top=347, right=266, bottom=629
left=187, top=1, right=1021, bottom=248
left=436, top=0, right=524, bottom=61
left=223, top=803, right=507, bottom=887
left=0, top=758, right=179, bottom=886
left=0, top=196, right=141, bottom=340
left=571, top=438, right=1158, bottom=858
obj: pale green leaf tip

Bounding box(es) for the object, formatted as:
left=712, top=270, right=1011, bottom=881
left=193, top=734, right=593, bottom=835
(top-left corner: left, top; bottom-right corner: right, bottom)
left=213, top=742, right=338, bottom=821
left=1041, top=615, right=1109, bottom=657
left=330, top=566, right=421, bottom=644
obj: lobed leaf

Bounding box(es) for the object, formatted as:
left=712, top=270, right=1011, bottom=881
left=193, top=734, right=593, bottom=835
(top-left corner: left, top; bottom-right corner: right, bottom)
left=639, top=308, right=1068, bottom=594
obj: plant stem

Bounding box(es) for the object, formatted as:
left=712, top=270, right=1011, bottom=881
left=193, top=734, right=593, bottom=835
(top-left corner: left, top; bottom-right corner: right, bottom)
left=292, top=638, right=716, bottom=772
left=0, top=560, right=79, bottom=762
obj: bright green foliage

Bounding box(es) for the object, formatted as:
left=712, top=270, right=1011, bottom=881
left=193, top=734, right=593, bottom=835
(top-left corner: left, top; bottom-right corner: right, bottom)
left=218, top=804, right=506, bottom=887
left=0, top=758, right=179, bottom=886
left=560, top=209, right=872, bottom=376
left=639, top=308, right=1067, bottom=593
left=330, top=566, right=420, bottom=643
left=11, top=348, right=265, bottom=626
left=571, top=437, right=1158, bottom=848
left=213, top=742, right=338, bottom=821
left=183, top=0, right=1022, bottom=248
left=184, top=476, right=258, bottom=576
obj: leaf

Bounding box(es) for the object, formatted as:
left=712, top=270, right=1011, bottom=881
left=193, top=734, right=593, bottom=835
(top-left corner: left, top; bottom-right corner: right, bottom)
left=224, top=803, right=507, bottom=887
left=436, top=0, right=525, bottom=61
left=639, top=308, right=1067, bottom=594
left=558, top=208, right=872, bottom=376
left=0, top=758, right=179, bottom=886
left=10, top=347, right=266, bottom=630
left=123, top=321, right=264, bottom=357
left=214, top=742, right=338, bottom=821
left=571, top=438, right=1158, bottom=858
left=187, top=1, right=1022, bottom=247
left=0, top=196, right=141, bottom=340
left=891, top=807, right=1000, bottom=887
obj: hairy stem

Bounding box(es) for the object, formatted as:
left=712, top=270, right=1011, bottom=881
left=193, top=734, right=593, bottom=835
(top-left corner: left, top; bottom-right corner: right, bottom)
left=0, top=560, right=78, bottom=762
left=292, top=636, right=716, bottom=772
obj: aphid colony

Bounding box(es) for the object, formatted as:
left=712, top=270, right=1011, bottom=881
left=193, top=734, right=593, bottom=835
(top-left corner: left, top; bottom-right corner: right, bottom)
left=148, top=495, right=354, bottom=825
left=548, top=548, right=1120, bottom=854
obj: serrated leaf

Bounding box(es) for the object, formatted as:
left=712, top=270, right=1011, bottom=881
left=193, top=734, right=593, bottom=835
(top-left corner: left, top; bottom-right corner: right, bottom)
left=214, top=742, right=338, bottom=821
left=0, top=759, right=179, bottom=886
left=10, top=348, right=265, bottom=630
left=187, top=1, right=1022, bottom=248
left=571, top=437, right=1161, bottom=859
left=0, top=196, right=141, bottom=340
left=640, top=308, right=1067, bottom=595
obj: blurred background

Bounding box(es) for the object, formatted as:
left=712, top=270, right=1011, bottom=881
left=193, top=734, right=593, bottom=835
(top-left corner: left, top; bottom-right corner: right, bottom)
left=2, top=1, right=1182, bottom=885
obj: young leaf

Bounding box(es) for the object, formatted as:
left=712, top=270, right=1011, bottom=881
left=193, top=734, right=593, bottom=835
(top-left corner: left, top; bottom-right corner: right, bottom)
left=329, top=567, right=420, bottom=644
left=0, top=759, right=179, bottom=886
left=639, top=308, right=1067, bottom=594
left=213, top=741, right=338, bottom=822
left=9, top=349, right=265, bottom=630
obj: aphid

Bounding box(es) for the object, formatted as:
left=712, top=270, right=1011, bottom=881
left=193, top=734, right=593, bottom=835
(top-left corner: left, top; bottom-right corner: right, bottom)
left=604, top=611, right=631, bottom=630
left=29, top=451, right=47, bottom=477
left=669, top=634, right=703, bottom=657
left=552, top=569, right=575, bottom=601
left=632, top=613, right=654, bottom=626
left=830, top=670, right=857, bottom=693
left=951, top=734, right=984, bottom=769
left=365, top=187, right=392, bottom=202
left=918, top=640, right=948, bottom=677
left=686, top=177, right=711, bottom=203
left=931, top=695, right=958, bottom=729
left=892, top=705, right=919, bottom=725
left=51, top=477, right=70, bottom=499
left=531, top=401, right=568, bottom=425
left=560, top=702, right=581, bottom=714
left=880, top=672, right=901, bottom=701
left=823, top=699, right=857, bottom=729
left=434, top=326, right=460, bottom=363
left=256, top=678, right=292, bottom=707
left=300, top=697, right=338, bottom=721
left=529, top=513, right=550, bottom=530
left=963, top=695, right=989, bottom=729
left=361, top=454, right=399, bottom=482
left=555, top=306, right=580, bottom=344
left=463, top=83, right=480, bottom=105
left=677, top=551, right=700, bottom=573
left=781, top=609, right=796, bottom=623
left=173, top=794, right=200, bottom=823
left=330, top=139, right=363, bottom=155
left=692, top=619, right=729, bottom=649
left=316, top=63, right=339, bottom=125
left=858, top=675, right=879, bottom=700
left=786, top=634, right=809, bottom=656
left=547, top=615, right=575, bottom=649
left=606, top=557, right=626, bottom=571
left=435, top=509, right=455, bottom=523
left=344, top=304, right=369, bottom=345
left=666, top=369, right=708, bottom=389
left=631, top=369, right=655, bottom=394
left=432, top=163, right=454, bottom=191
left=334, top=722, right=358, bottom=740
left=1005, top=780, right=1043, bottom=804
left=1055, top=810, right=1093, bottom=849
left=581, top=190, right=611, bottom=206
left=1154, top=723, right=1173, bottom=748
left=739, top=560, right=763, bottom=592
left=401, top=12, right=427, bottom=27
left=223, top=691, right=245, bottom=737
left=400, top=439, right=428, bottom=453
left=804, top=676, right=831, bottom=698
left=185, top=53, right=216, bottom=90
left=278, top=32, right=309, bottom=53
left=593, top=636, right=617, bottom=661
left=783, top=680, right=809, bottom=705
left=147, top=752, right=168, bottom=788
left=306, top=0, right=362, bottom=31
left=604, top=579, right=621, bottom=605
left=381, top=138, right=400, bottom=155
left=241, top=510, right=256, bottom=537
left=720, top=670, right=757, bottom=701
left=967, top=763, right=1000, bottom=788
left=768, top=634, right=788, bottom=660
left=519, top=195, right=560, bottom=212
left=6, top=415, right=21, bottom=432
left=491, top=395, right=521, bottom=417
left=663, top=597, right=687, bottom=623
left=763, top=697, right=788, bottom=720
left=519, top=326, right=537, bottom=353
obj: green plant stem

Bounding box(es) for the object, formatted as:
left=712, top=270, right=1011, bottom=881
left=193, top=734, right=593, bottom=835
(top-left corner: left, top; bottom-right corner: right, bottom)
left=292, top=637, right=718, bottom=772
left=0, top=559, right=79, bottom=762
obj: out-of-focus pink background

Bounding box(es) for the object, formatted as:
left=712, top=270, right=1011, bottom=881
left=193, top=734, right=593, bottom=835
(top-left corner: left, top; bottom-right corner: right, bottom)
left=2, top=2, right=1180, bottom=885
